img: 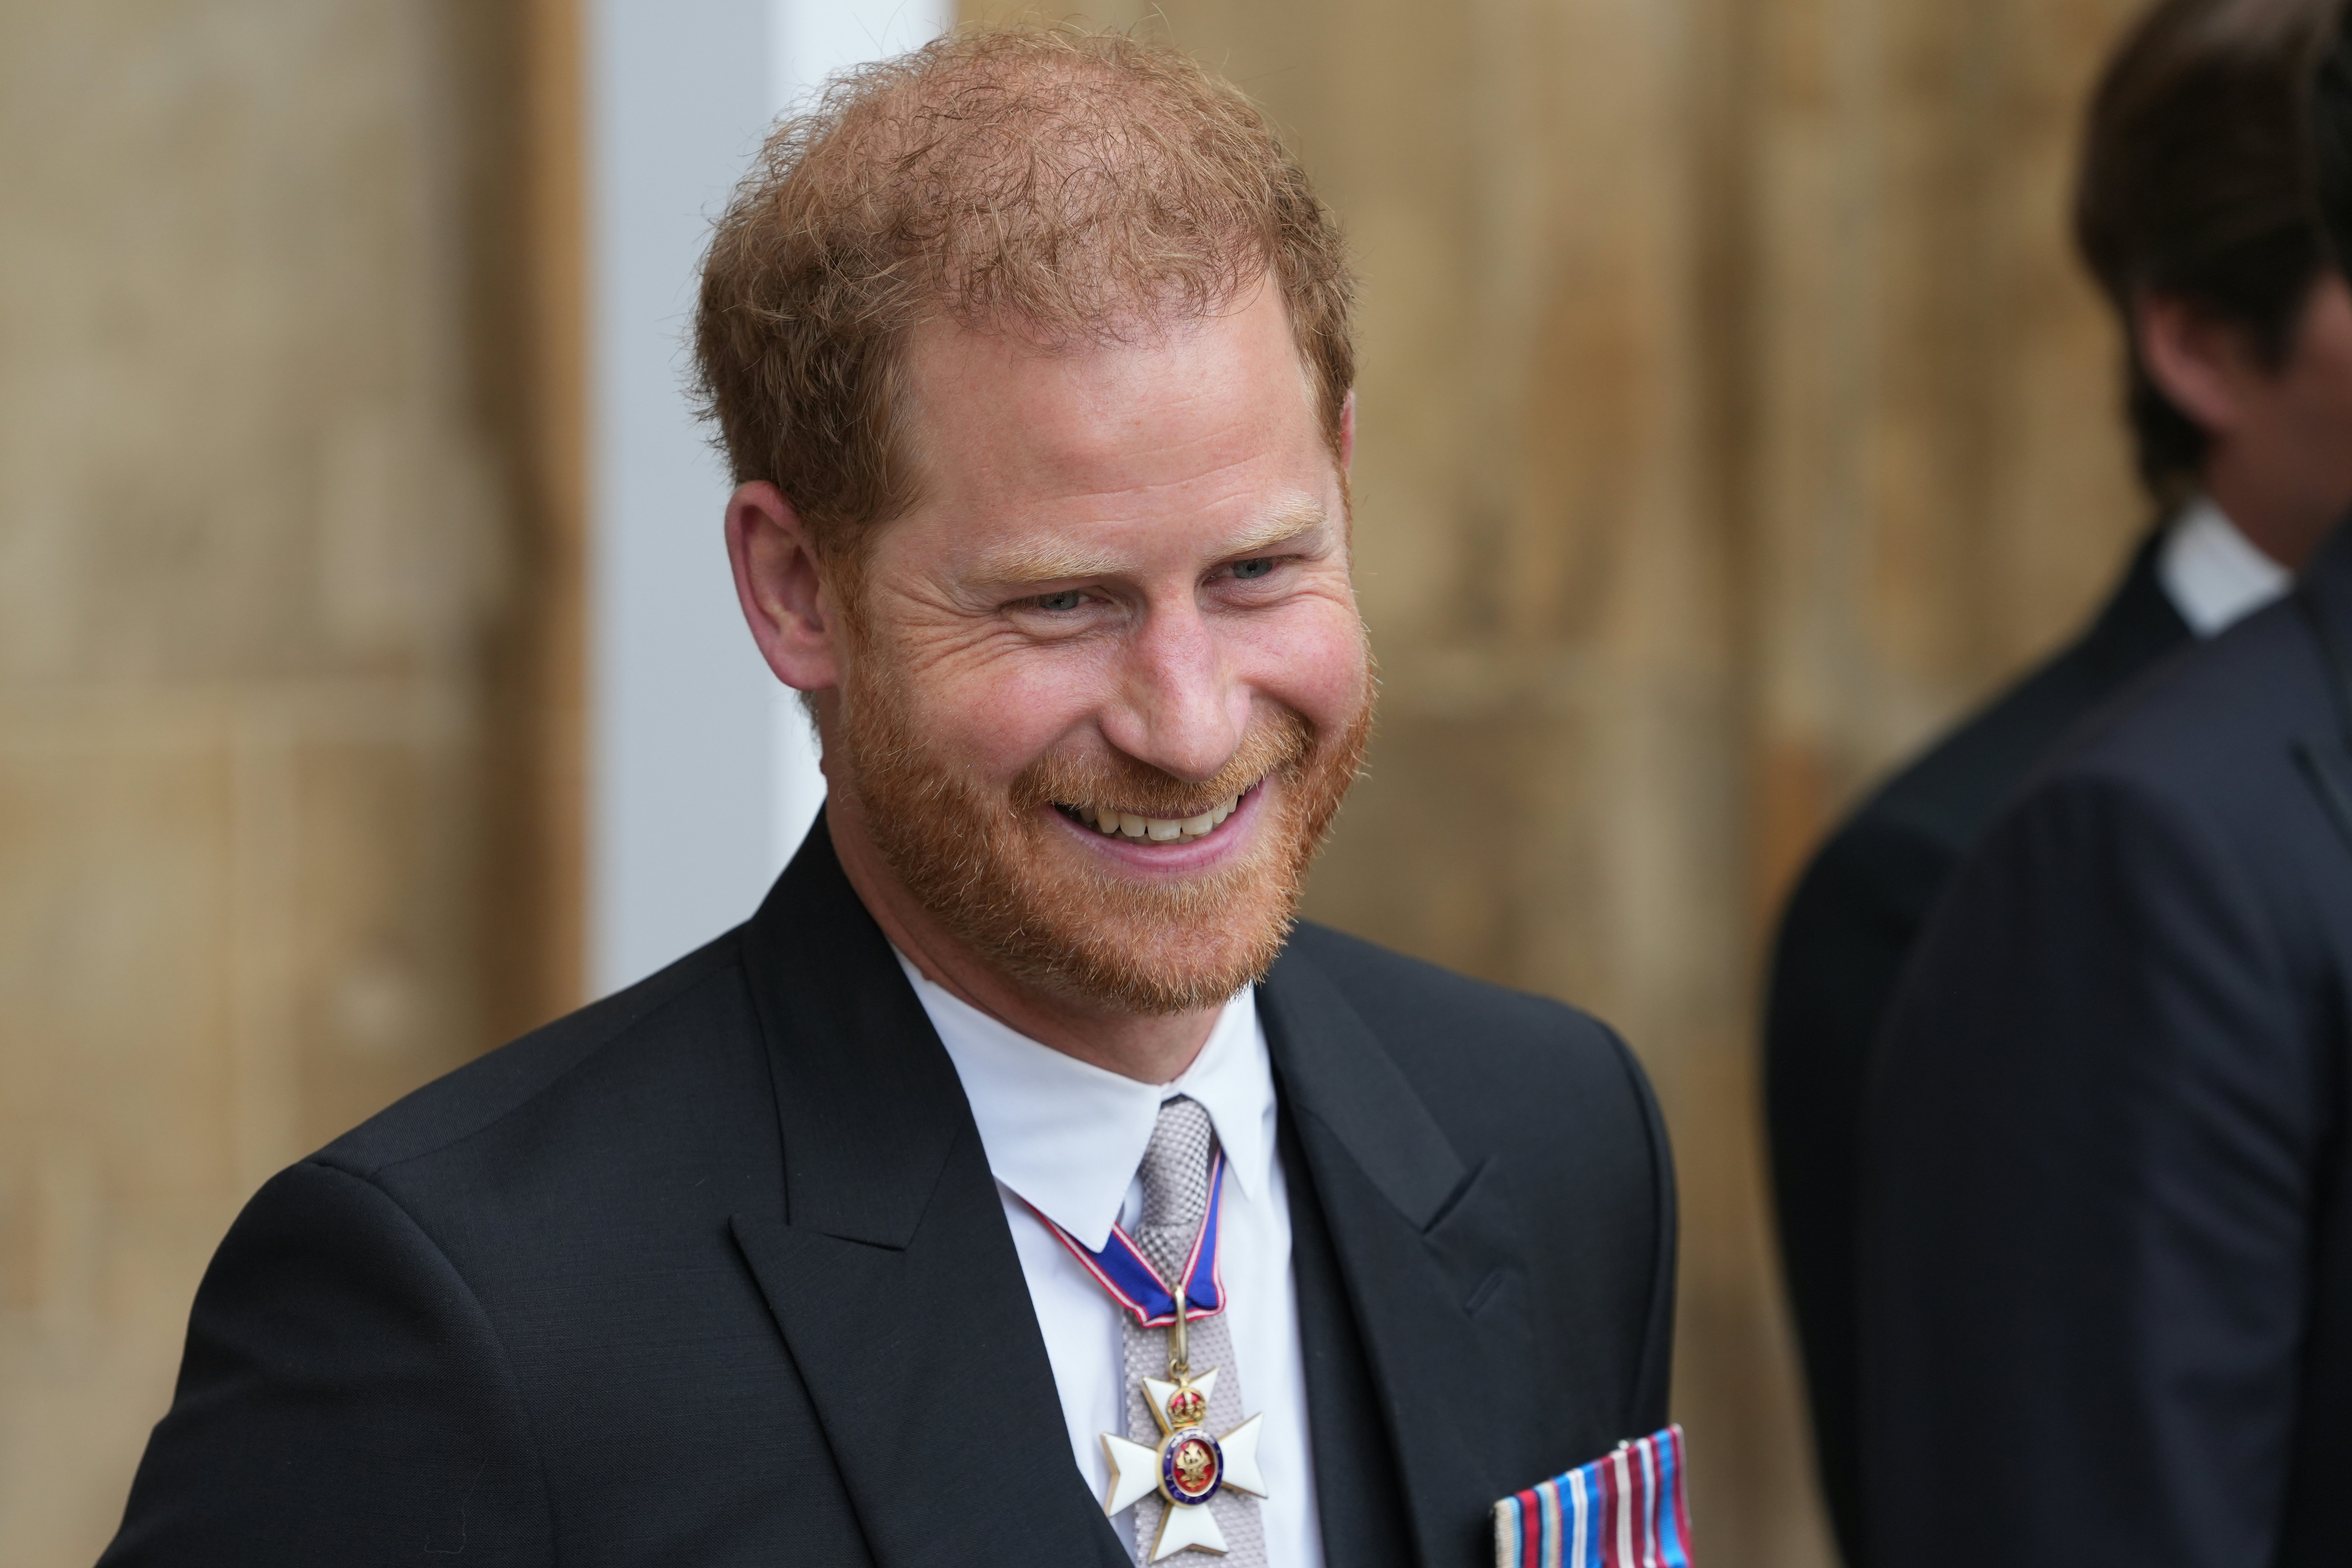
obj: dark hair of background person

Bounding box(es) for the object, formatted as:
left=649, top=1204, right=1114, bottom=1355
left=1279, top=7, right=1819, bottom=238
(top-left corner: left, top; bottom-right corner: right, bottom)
left=2316, top=1, right=2352, bottom=263
left=2075, top=0, right=2342, bottom=505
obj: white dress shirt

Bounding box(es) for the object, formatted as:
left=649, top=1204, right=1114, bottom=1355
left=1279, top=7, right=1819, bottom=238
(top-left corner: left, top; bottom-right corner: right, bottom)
left=2159, top=496, right=2291, bottom=637
left=899, top=953, right=1326, bottom=1568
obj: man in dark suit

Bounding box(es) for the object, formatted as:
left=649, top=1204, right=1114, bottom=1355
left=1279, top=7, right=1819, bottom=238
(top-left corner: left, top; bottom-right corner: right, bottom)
left=1855, top=13, right=2352, bottom=1563
left=97, top=31, right=1676, bottom=1568
left=1763, top=2, right=2352, bottom=1558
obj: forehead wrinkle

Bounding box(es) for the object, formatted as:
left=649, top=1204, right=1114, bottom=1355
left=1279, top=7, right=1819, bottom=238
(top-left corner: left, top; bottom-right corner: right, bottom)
left=968, top=498, right=1331, bottom=587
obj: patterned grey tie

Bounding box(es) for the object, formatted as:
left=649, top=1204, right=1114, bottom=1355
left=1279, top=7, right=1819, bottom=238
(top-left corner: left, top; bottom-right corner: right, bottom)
left=1122, top=1095, right=1267, bottom=1565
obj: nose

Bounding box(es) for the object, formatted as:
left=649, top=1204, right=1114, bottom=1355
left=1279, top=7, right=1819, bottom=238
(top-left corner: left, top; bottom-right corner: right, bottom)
left=1097, top=600, right=1250, bottom=782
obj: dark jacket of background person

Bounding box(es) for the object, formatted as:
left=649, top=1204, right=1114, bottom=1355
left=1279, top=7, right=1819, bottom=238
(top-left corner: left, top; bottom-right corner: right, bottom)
left=1857, top=512, right=2352, bottom=1565
left=96, top=825, right=1676, bottom=1568
left=1762, top=533, right=2188, bottom=1556
left=1760, top=0, right=2346, bottom=1556
left=1854, top=19, right=2352, bottom=1562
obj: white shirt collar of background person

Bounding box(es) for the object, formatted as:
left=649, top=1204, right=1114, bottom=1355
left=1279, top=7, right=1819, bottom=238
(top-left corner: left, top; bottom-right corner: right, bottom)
left=2160, top=493, right=2294, bottom=637
left=898, top=950, right=1325, bottom=1568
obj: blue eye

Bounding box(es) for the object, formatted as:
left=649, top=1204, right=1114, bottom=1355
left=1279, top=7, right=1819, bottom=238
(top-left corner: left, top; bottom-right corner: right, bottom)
left=1034, top=590, right=1086, bottom=612
left=1231, top=558, right=1276, bottom=580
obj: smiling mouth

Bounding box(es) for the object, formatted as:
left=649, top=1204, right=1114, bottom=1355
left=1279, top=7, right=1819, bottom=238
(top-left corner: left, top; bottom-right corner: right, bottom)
left=1052, top=787, right=1249, bottom=843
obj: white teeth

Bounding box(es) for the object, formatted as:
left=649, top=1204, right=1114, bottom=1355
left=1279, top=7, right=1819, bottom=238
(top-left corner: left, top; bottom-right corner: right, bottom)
left=1067, top=791, right=1246, bottom=842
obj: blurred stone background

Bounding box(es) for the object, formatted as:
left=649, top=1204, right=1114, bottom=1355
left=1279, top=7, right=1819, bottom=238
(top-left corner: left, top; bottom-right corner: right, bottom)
left=0, top=2, right=580, bottom=1557
left=0, top=0, right=2146, bottom=1562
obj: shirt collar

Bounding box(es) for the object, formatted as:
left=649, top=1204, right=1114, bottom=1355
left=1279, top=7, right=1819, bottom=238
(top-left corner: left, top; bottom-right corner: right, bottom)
left=2159, top=495, right=2292, bottom=638
left=896, top=950, right=1275, bottom=1252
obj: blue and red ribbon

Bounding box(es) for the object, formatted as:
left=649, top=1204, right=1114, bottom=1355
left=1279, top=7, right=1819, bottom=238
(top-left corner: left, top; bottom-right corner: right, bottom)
left=1032, top=1148, right=1228, bottom=1327
left=1492, top=1424, right=1694, bottom=1568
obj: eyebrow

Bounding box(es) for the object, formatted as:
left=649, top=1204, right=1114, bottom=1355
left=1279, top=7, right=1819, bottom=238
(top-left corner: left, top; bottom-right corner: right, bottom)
left=974, top=500, right=1331, bottom=587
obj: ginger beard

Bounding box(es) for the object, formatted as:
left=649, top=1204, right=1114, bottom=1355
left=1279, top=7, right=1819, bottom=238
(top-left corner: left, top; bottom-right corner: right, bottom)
left=829, top=632, right=1375, bottom=1016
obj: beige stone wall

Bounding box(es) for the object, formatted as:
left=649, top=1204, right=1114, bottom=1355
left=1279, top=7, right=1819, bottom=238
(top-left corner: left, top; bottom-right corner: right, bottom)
left=962, top=1, right=2151, bottom=1561
left=1748, top=0, right=2151, bottom=882
left=0, top=3, right=573, bottom=1561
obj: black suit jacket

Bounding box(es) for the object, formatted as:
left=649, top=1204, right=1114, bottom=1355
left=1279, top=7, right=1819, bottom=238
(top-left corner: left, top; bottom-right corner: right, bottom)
left=102, top=820, right=1675, bottom=1567
left=1762, top=529, right=2189, bottom=1564
left=1859, top=518, right=2352, bottom=1565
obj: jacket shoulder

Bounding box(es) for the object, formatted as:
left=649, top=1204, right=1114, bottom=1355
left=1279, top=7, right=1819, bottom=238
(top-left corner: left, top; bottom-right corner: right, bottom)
left=1780, top=570, right=2188, bottom=968
left=1283, top=920, right=1610, bottom=1039
left=1278, top=921, right=1655, bottom=1128
left=2045, top=596, right=2327, bottom=800
left=314, top=929, right=752, bottom=1180
left=1858, top=640, right=2122, bottom=859
left=1853, top=535, right=2186, bottom=854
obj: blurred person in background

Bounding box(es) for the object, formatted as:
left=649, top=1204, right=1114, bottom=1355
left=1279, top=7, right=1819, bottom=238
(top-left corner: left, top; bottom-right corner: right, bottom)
left=91, top=31, right=1679, bottom=1568
left=1856, top=6, right=2352, bottom=1563
left=1762, top=0, right=2352, bottom=1558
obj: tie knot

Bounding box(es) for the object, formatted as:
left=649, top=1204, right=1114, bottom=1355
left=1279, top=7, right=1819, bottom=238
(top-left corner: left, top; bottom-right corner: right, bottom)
left=1132, top=1096, right=1217, bottom=1283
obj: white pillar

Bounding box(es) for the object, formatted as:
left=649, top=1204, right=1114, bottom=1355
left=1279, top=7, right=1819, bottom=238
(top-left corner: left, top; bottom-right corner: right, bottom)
left=760, top=0, right=951, bottom=880
left=587, top=0, right=948, bottom=996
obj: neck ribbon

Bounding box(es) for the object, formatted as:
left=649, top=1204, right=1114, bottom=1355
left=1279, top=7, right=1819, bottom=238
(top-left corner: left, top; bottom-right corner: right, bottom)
left=1033, top=1147, right=1228, bottom=1328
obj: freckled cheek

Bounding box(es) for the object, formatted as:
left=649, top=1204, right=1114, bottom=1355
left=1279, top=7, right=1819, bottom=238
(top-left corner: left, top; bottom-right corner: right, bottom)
left=1230, top=605, right=1369, bottom=730
left=922, top=662, right=1108, bottom=783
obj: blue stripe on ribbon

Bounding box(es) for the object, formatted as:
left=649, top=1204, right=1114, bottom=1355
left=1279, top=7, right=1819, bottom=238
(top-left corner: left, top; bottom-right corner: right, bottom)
left=1043, top=1149, right=1227, bottom=1327
left=1490, top=1425, right=1690, bottom=1568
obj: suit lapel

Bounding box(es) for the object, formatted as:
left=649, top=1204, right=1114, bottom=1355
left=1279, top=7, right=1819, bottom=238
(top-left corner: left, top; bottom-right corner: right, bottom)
left=2290, top=529, right=2352, bottom=858
left=1282, top=1108, right=1417, bottom=1568
left=729, top=820, right=1127, bottom=1568
left=1261, top=947, right=1528, bottom=1568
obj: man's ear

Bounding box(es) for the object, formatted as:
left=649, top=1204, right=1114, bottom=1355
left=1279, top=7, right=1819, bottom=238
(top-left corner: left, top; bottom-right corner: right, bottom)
left=2137, top=293, right=2262, bottom=438
left=726, top=481, right=843, bottom=692
left=1338, top=389, right=1357, bottom=474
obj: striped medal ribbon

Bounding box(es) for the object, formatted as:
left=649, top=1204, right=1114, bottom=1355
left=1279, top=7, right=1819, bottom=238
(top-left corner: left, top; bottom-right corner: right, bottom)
left=1492, top=1423, right=1695, bottom=1568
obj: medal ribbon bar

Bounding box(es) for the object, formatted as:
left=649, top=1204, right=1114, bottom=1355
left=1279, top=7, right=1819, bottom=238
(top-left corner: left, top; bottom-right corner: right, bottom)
left=1491, top=1424, right=1695, bottom=1568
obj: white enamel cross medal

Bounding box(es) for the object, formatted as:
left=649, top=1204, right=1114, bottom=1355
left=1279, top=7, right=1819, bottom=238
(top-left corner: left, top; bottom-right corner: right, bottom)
left=1098, top=1288, right=1268, bottom=1560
